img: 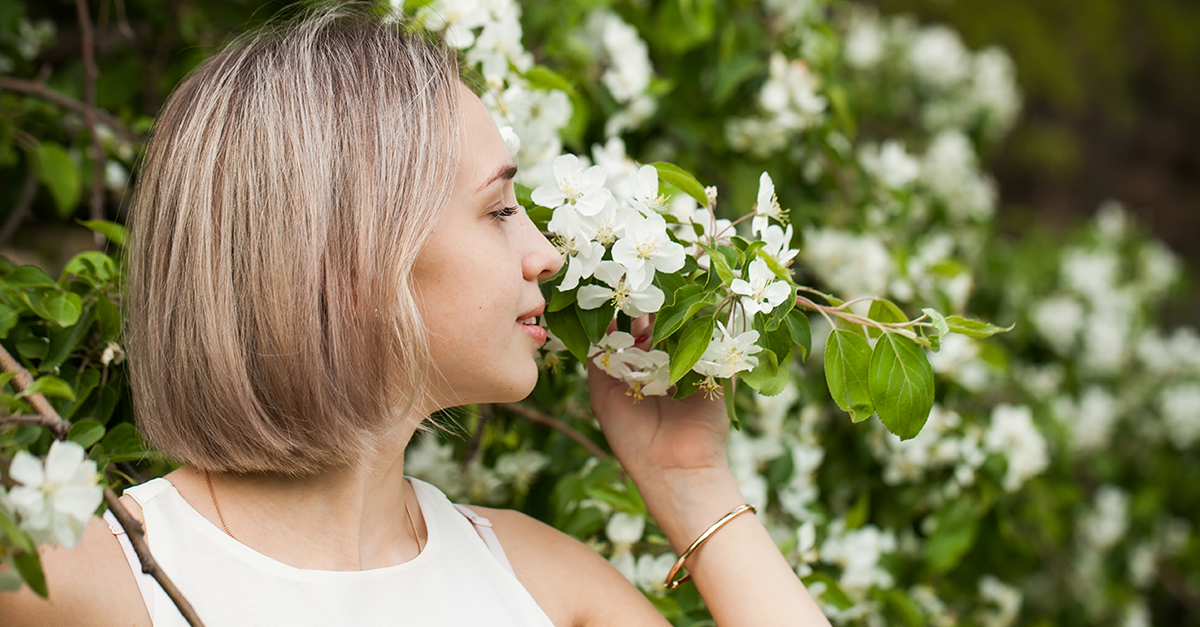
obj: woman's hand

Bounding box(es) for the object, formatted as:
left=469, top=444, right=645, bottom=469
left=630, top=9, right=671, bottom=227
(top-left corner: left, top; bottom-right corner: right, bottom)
left=586, top=315, right=731, bottom=482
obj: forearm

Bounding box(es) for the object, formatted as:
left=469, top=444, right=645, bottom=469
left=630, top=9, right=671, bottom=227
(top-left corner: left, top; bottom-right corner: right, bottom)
left=634, top=468, right=831, bottom=627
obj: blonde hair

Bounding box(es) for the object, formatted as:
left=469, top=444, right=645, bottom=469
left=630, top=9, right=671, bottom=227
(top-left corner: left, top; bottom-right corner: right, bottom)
left=126, top=6, right=462, bottom=475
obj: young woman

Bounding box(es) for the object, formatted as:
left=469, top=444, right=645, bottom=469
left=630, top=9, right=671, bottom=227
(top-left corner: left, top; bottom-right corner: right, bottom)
left=1, top=8, right=829, bottom=626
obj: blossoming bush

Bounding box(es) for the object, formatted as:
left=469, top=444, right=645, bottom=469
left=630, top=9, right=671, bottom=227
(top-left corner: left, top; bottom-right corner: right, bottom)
left=1, top=0, right=1197, bottom=625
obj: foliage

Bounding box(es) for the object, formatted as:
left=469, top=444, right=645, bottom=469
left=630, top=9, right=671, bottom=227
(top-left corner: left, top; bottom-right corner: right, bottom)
left=1, top=0, right=1198, bottom=626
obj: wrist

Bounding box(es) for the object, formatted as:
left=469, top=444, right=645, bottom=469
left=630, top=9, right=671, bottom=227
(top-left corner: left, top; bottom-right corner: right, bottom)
left=633, top=466, right=748, bottom=554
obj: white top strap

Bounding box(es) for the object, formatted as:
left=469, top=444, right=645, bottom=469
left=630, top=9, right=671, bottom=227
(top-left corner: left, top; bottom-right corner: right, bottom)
left=453, top=504, right=517, bottom=577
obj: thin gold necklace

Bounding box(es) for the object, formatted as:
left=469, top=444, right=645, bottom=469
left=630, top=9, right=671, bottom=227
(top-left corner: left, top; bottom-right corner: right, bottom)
left=203, top=470, right=423, bottom=555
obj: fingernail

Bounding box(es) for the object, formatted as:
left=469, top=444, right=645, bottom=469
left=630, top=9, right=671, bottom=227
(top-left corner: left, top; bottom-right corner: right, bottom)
left=635, top=334, right=649, bottom=344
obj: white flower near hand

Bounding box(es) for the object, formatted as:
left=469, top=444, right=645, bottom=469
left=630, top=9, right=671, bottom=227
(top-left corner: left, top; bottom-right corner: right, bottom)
left=5, top=441, right=102, bottom=549
left=589, top=331, right=636, bottom=377
left=691, top=323, right=762, bottom=397
left=531, top=154, right=611, bottom=216
left=578, top=262, right=665, bottom=318
left=611, top=212, right=686, bottom=287
left=751, top=172, right=786, bottom=236
left=617, top=348, right=671, bottom=401
left=759, top=223, right=798, bottom=266
left=629, top=165, right=666, bottom=215
left=731, top=258, right=794, bottom=316
left=606, top=511, right=645, bottom=546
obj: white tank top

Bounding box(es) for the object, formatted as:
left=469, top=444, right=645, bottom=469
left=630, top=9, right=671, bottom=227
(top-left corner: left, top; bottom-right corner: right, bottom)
left=102, top=477, right=557, bottom=627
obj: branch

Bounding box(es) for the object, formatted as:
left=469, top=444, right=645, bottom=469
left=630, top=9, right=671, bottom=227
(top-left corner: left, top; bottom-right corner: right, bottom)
left=103, top=490, right=208, bottom=627
left=461, top=403, right=494, bottom=470
left=0, top=345, right=71, bottom=438
left=0, top=78, right=141, bottom=144
left=0, top=167, right=38, bottom=248
left=498, top=403, right=609, bottom=460
left=75, top=0, right=105, bottom=240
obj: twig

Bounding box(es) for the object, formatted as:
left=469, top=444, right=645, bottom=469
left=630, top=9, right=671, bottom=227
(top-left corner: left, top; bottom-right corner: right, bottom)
left=0, top=414, right=69, bottom=438
left=75, top=0, right=105, bottom=242
left=498, top=402, right=609, bottom=460
left=0, top=343, right=204, bottom=625
left=104, top=490, right=208, bottom=627
left=461, top=403, right=494, bottom=470
left=794, top=294, right=920, bottom=340
left=0, top=168, right=38, bottom=247
left=0, top=345, right=71, bottom=438
left=0, top=78, right=141, bottom=144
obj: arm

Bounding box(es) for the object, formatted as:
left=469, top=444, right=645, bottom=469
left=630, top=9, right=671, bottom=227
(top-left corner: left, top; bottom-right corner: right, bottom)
left=587, top=321, right=831, bottom=627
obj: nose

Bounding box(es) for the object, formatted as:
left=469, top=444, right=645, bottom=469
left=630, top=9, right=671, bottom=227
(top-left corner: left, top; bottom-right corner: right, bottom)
left=522, top=214, right=564, bottom=282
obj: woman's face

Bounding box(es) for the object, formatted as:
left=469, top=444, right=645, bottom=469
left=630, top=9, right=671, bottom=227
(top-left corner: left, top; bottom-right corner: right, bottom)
left=413, top=84, right=563, bottom=409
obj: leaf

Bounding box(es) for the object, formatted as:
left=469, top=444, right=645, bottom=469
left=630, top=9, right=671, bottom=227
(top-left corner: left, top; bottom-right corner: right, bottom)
left=765, top=285, right=796, bottom=332
left=672, top=369, right=704, bottom=400
left=801, top=572, right=854, bottom=610
left=13, top=550, right=47, bottom=598
left=698, top=243, right=735, bottom=285
left=669, top=316, right=714, bottom=383
left=62, top=251, right=117, bottom=287
left=945, top=315, right=1015, bottom=339
left=76, top=220, right=128, bottom=248
left=35, top=142, right=81, bottom=218
left=19, top=375, right=75, bottom=401
left=723, top=377, right=739, bottom=429
left=578, top=301, right=616, bottom=344
left=824, top=329, right=874, bottom=422
left=741, top=348, right=788, bottom=396
left=96, top=295, right=121, bottom=341
left=922, top=307, right=950, bottom=339
left=785, top=309, right=812, bottom=361
left=67, top=418, right=106, bottom=448
left=869, top=334, right=935, bottom=440
left=0, top=304, right=18, bottom=339
left=16, top=336, right=49, bottom=360
left=521, top=65, right=576, bottom=96
left=924, top=498, right=979, bottom=573
left=652, top=284, right=709, bottom=344
left=866, top=299, right=907, bottom=339
left=5, top=265, right=57, bottom=288
left=544, top=308, right=589, bottom=363
left=651, top=162, right=708, bottom=208
left=548, top=284, right=577, bottom=312
left=43, top=305, right=95, bottom=371
left=0, top=507, right=35, bottom=554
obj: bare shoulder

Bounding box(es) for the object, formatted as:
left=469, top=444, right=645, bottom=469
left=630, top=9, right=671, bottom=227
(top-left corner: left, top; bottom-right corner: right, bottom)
left=0, top=503, right=150, bottom=627
left=469, top=506, right=670, bottom=627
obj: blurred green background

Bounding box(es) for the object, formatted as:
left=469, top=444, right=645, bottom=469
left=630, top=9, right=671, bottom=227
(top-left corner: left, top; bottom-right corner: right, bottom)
left=1, top=0, right=1197, bottom=323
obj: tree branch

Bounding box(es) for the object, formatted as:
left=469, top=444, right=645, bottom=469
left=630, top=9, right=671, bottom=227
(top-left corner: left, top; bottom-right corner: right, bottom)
left=0, top=77, right=141, bottom=144
left=0, top=345, right=71, bottom=438
left=498, top=403, right=609, bottom=460
left=0, top=167, right=39, bottom=248
left=75, top=0, right=105, bottom=241
left=103, top=489, right=208, bottom=627
left=461, top=403, right=494, bottom=470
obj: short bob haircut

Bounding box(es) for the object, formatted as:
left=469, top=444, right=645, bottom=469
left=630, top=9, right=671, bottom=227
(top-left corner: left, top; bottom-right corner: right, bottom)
left=126, top=6, right=462, bottom=475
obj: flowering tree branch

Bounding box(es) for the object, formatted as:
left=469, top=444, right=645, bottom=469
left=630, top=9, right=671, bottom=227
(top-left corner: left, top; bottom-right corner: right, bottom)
left=498, top=403, right=609, bottom=460
left=0, top=343, right=205, bottom=626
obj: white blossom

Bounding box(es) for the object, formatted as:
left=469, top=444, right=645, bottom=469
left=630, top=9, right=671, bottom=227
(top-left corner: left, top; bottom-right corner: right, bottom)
left=589, top=331, right=636, bottom=377
left=803, top=227, right=891, bottom=297
left=977, top=575, right=1022, bottom=627
left=844, top=13, right=885, bottom=70
left=759, top=223, right=799, bottom=267
left=751, top=171, right=785, bottom=235
left=731, top=258, right=793, bottom=316
left=1160, top=383, right=1200, bottom=449
left=532, top=154, right=612, bottom=216
left=820, top=519, right=897, bottom=592
left=982, top=404, right=1048, bottom=492
left=494, top=450, right=549, bottom=493
left=611, top=212, right=686, bottom=287
left=860, top=140, right=920, bottom=189
left=606, top=511, right=645, bottom=546
left=908, top=25, right=971, bottom=87
left=4, top=441, right=103, bottom=549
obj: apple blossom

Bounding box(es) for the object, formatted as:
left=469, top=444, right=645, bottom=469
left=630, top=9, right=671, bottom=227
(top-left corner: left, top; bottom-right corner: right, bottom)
left=4, top=440, right=103, bottom=549
left=731, top=258, right=794, bottom=316
left=610, top=212, right=685, bottom=287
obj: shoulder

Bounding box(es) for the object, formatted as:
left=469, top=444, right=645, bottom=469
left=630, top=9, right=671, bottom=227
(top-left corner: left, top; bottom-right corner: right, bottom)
left=468, top=506, right=670, bottom=627
left=0, top=500, right=150, bottom=627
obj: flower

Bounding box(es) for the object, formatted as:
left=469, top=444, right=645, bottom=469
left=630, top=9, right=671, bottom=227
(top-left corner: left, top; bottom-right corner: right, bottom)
left=731, top=258, right=793, bottom=316
left=751, top=171, right=786, bottom=235
left=759, top=223, right=799, bottom=267
left=554, top=232, right=606, bottom=291
left=860, top=140, right=920, bottom=189
left=531, top=154, right=612, bottom=216
left=982, top=404, right=1049, bottom=492
left=589, top=330, right=636, bottom=376
left=606, top=511, right=645, bottom=546
left=692, top=323, right=762, bottom=397
left=4, top=441, right=103, bottom=549
left=610, top=212, right=685, bottom=287
left=578, top=262, right=665, bottom=318
left=618, top=348, right=671, bottom=401
left=629, top=165, right=666, bottom=215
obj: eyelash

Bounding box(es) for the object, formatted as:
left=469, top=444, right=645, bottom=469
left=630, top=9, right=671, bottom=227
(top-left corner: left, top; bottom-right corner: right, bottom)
left=491, top=205, right=520, bottom=221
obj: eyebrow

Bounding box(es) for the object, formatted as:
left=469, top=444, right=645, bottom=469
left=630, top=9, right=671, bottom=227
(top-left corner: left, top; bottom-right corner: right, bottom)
left=475, top=164, right=518, bottom=194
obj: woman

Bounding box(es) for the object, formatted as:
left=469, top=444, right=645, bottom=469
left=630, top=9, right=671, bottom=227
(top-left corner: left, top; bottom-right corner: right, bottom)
left=1, top=7, right=829, bottom=626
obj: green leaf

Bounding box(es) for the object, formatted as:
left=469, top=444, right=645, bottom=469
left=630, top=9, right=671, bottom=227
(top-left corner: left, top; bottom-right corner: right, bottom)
left=43, top=306, right=95, bottom=372
left=924, top=498, right=979, bottom=573
left=945, top=315, right=1015, bottom=339
left=653, top=285, right=710, bottom=344
left=96, top=295, right=120, bottom=340
left=844, top=490, right=870, bottom=529
left=801, top=572, right=854, bottom=610
left=785, top=309, right=812, bottom=361
left=40, top=290, right=82, bottom=328
left=76, top=220, right=128, bottom=248
left=13, top=550, right=47, bottom=598
left=544, top=308, right=589, bottom=363
left=922, top=307, right=950, bottom=339
left=5, top=265, right=57, bottom=288
left=0, top=304, right=18, bottom=339
left=669, top=316, right=714, bottom=383
left=698, top=243, right=735, bottom=285
left=521, top=65, right=576, bottom=96
left=824, top=329, right=874, bottom=422
left=16, top=336, right=49, bottom=360
left=578, top=301, right=616, bottom=344
left=882, top=589, right=925, bottom=627
left=67, top=419, right=106, bottom=448
left=20, top=375, right=75, bottom=400
left=869, top=334, right=935, bottom=440
left=765, top=285, right=797, bottom=332
left=651, top=162, right=708, bottom=208
left=0, top=507, right=35, bottom=554
left=741, top=348, right=788, bottom=396
left=756, top=248, right=793, bottom=282
left=672, top=369, right=704, bottom=400
left=35, top=142, right=81, bottom=218
left=866, top=299, right=907, bottom=339
left=62, top=251, right=118, bottom=287
left=548, top=284, right=577, bottom=312
left=0, top=372, right=15, bottom=388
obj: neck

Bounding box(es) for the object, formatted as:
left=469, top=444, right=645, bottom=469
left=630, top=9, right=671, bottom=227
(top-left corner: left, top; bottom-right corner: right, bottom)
left=180, top=421, right=426, bottom=571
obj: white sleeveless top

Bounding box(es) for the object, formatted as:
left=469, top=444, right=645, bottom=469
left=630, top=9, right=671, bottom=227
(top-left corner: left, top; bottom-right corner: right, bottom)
left=102, top=477, right=557, bottom=627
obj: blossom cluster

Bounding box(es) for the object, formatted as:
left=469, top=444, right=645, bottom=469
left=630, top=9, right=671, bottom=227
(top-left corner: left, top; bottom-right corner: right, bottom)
left=1, top=441, right=102, bottom=550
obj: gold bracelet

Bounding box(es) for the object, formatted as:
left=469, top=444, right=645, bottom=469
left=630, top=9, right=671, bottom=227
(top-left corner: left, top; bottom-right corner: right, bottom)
left=664, top=503, right=757, bottom=590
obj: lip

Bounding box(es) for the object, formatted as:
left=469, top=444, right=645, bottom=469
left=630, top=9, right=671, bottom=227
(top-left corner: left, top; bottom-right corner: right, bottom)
left=517, top=302, right=547, bottom=345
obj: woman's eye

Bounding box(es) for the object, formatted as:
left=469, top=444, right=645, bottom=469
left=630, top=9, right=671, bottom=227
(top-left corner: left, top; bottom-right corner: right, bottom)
left=491, top=205, right=520, bottom=221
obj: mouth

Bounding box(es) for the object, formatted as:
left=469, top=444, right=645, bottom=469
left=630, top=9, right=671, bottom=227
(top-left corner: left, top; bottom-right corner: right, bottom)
left=518, top=303, right=547, bottom=345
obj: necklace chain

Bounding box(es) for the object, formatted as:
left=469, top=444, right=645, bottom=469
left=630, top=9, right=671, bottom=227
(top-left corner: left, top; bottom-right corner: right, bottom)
left=202, top=470, right=423, bottom=555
